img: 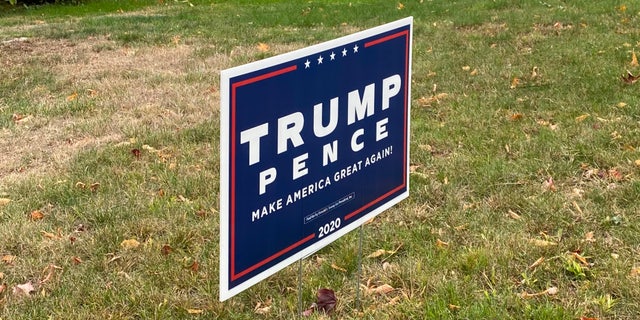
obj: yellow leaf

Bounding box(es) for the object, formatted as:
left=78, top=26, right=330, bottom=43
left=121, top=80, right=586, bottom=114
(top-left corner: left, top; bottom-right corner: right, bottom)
left=470, top=68, right=478, bottom=76
left=187, top=309, right=203, bottom=314
left=331, top=263, right=347, bottom=273
left=396, top=2, right=404, bottom=10
left=120, top=239, right=140, bottom=249
left=528, top=256, right=545, bottom=269
left=66, top=92, right=78, bottom=102
left=575, top=114, right=590, bottom=122
left=618, top=4, right=627, bottom=12
left=448, top=304, right=461, bottom=311
left=530, top=239, right=557, bottom=247
left=257, top=42, right=269, bottom=52
left=634, top=159, right=640, bottom=167
left=436, top=239, right=449, bottom=248
left=0, top=198, right=11, bottom=206
left=367, top=249, right=392, bottom=258
left=632, top=51, right=639, bottom=67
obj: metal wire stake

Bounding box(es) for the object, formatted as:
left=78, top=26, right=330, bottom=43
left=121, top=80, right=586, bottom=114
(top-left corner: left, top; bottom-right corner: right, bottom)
left=298, top=258, right=303, bottom=318
left=355, top=224, right=364, bottom=311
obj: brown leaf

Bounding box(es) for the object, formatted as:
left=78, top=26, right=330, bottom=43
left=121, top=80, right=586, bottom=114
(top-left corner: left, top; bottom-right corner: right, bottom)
left=584, top=231, right=595, bottom=243
left=72, top=256, right=83, bottom=265
left=89, top=182, right=100, bottom=192
left=448, top=304, right=461, bottom=311
left=370, top=284, right=394, bottom=295
left=0, top=198, right=11, bottom=206
left=510, top=77, right=520, bottom=89
left=542, top=177, right=556, bottom=192
left=621, top=70, right=639, bottom=84
left=161, top=244, right=173, bottom=256
left=316, top=288, right=337, bottom=313
left=631, top=50, right=639, bottom=67
left=30, top=210, right=44, bottom=221
left=12, top=281, right=34, bottom=296
left=520, top=286, right=558, bottom=298
left=301, top=303, right=316, bottom=317
left=189, top=260, right=199, bottom=272
left=509, top=113, right=523, bottom=121
left=367, top=249, right=393, bottom=259
left=42, top=231, right=60, bottom=240
left=575, top=114, right=590, bottom=122
left=131, top=148, right=141, bottom=159
left=629, top=266, right=640, bottom=277
left=254, top=301, right=272, bottom=315
left=579, top=317, right=599, bottom=320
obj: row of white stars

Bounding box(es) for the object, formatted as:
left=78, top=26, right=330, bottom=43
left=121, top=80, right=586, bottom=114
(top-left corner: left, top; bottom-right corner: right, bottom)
left=304, top=44, right=360, bottom=69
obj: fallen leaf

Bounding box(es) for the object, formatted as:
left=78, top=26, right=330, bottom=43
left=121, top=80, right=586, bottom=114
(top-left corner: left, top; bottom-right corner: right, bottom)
left=369, top=284, right=394, bottom=295
left=630, top=267, right=640, bottom=277
left=530, top=239, right=557, bottom=247
left=89, top=182, right=100, bottom=192
left=254, top=302, right=271, bottom=315
left=161, top=244, right=173, bottom=256
left=257, top=42, right=270, bottom=52
left=584, top=231, right=595, bottom=243
left=396, top=2, right=404, bottom=10
left=569, top=252, right=590, bottom=266
left=579, top=317, right=599, bottom=320
left=42, top=231, right=60, bottom=240
left=530, top=66, right=539, bottom=79
left=462, top=65, right=471, bottom=71
left=12, top=281, right=34, bottom=296
left=0, top=283, right=6, bottom=294
left=509, top=113, right=524, bottom=121
left=301, top=303, right=317, bottom=317
left=507, top=209, right=521, bottom=220
left=316, top=288, right=337, bottom=313
left=621, top=70, right=639, bottom=84
left=436, top=239, right=449, bottom=248
left=528, top=257, right=545, bottom=269
left=510, top=77, right=520, bottom=89
left=1, top=255, right=16, bottom=265
left=189, top=260, right=199, bottom=272
left=30, top=210, right=44, bottom=220
left=186, top=309, right=203, bottom=314
left=0, top=272, right=4, bottom=279
left=0, top=198, right=10, bottom=206
left=448, top=304, right=461, bottom=311
left=131, top=149, right=141, bottom=159
left=542, top=177, right=556, bottom=192
left=575, top=114, right=590, bottom=122
left=120, top=239, right=140, bottom=249
left=330, top=263, right=347, bottom=273
left=631, top=50, right=639, bottom=67
left=470, top=68, right=478, bottom=76
left=72, top=256, right=82, bottom=265
left=367, top=249, right=393, bottom=258
left=635, top=159, right=640, bottom=167
left=66, top=92, right=78, bottom=102
left=520, top=286, right=558, bottom=298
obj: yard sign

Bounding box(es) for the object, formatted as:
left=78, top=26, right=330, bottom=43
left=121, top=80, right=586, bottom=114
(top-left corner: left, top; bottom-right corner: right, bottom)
left=220, top=17, right=412, bottom=301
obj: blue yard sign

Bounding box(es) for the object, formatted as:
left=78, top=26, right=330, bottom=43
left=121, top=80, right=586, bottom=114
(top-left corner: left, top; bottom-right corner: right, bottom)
left=220, top=17, right=412, bottom=301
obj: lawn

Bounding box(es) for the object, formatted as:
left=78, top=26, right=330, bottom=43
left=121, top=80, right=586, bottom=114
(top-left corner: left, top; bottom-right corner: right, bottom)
left=1, top=0, right=640, bottom=319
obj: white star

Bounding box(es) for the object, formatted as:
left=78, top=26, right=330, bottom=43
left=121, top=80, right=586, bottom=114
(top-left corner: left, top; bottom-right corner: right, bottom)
left=330, top=51, right=336, bottom=60
left=353, top=44, right=359, bottom=53
left=342, top=48, right=347, bottom=57
left=304, top=59, right=311, bottom=69
left=317, top=55, right=323, bottom=64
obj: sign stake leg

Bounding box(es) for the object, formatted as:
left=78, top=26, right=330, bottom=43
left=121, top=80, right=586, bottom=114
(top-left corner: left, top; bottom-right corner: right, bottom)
left=355, top=224, right=364, bottom=311
left=298, top=258, right=303, bottom=317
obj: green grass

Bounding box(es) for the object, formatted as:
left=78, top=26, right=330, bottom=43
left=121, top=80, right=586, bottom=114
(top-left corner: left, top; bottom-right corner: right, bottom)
left=2, top=0, right=640, bottom=319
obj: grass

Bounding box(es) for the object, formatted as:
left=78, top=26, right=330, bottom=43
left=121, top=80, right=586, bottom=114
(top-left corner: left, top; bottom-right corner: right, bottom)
left=2, top=0, right=640, bottom=319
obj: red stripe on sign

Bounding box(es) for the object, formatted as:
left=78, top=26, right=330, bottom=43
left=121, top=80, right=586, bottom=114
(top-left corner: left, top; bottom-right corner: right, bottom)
left=233, top=234, right=316, bottom=280
left=364, top=30, right=408, bottom=48
left=229, top=64, right=298, bottom=281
